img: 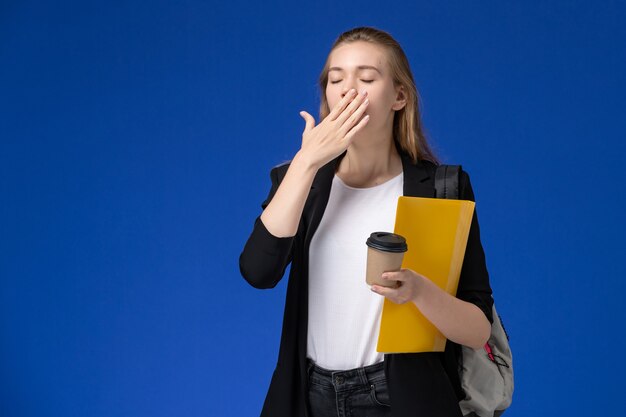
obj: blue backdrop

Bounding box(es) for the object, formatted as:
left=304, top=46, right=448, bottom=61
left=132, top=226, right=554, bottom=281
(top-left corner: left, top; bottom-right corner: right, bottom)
left=2, top=1, right=625, bottom=416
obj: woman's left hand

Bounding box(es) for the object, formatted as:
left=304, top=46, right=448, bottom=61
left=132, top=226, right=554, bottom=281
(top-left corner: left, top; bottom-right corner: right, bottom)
left=370, top=269, right=426, bottom=305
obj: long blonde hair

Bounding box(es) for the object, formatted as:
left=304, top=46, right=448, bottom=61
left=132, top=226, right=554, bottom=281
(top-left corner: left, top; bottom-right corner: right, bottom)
left=318, top=27, right=439, bottom=165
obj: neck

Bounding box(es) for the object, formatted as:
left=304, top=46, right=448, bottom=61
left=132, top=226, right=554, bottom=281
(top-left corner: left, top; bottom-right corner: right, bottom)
left=336, top=131, right=403, bottom=188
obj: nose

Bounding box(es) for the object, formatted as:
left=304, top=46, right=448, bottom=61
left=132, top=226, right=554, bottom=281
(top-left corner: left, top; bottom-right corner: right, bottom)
left=341, top=88, right=356, bottom=99
left=341, top=79, right=358, bottom=98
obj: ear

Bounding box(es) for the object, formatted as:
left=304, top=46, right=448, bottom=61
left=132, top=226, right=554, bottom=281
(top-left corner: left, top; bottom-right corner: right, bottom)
left=391, top=85, right=407, bottom=111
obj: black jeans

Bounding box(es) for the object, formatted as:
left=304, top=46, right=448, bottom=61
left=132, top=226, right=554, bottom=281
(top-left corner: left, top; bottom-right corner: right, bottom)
left=307, top=359, right=392, bottom=417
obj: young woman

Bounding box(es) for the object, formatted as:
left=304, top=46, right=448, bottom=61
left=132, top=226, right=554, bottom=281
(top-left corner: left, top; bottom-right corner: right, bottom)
left=240, top=27, right=494, bottom=417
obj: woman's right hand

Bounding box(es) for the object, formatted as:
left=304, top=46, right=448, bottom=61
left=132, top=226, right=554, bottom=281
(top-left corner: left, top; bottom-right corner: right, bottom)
left=257, top=89, right=370, bottom=238
left=298, top=88, right=370, bottom=170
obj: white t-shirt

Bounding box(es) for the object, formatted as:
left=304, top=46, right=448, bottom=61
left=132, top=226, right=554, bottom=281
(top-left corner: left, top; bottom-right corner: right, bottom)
left=307, top=172, right=403, bottom=370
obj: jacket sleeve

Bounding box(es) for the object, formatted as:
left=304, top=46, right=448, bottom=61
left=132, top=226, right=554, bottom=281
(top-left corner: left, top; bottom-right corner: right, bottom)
left=456, top=168, right=494, bottom=324
left=239, top=165, right=294, bottom=289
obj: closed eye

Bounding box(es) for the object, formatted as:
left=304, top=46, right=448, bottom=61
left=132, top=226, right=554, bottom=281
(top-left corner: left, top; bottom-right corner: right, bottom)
left=330, top=80, right=374, bottom=84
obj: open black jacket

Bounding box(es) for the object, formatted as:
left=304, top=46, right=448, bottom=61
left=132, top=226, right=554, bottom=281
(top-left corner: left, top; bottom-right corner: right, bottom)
left=239, top=151, right=494, bottom=417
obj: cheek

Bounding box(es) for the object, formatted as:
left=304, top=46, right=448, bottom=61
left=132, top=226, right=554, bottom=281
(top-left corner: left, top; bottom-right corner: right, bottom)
left=327, top=97, right=339, bottom=112
left=364, top=96, right=384, bottom=116
left=325, top=86, right=341, bottom=110
left=367, top=90, right=396, bottom=114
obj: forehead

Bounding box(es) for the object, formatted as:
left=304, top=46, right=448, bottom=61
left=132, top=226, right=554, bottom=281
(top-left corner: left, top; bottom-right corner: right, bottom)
left=327, top=41, right=388, bottom=72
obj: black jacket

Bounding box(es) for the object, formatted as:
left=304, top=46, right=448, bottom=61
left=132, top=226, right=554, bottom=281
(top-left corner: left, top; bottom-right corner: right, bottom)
left=239, top=151, right=494, bottom=417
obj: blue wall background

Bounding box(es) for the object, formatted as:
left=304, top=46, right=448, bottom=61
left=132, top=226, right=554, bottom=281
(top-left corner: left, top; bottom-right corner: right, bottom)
left=2, top=1, right=625, bottom=416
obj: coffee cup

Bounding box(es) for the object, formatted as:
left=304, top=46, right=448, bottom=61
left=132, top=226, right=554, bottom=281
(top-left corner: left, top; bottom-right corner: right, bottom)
left=365, top=232, right=408, bottom=287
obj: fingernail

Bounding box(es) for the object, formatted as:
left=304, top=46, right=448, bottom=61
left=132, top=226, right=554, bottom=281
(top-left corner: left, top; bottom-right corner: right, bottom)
left=360, top=89, right=368, bottom=96
left=349, top=89, right=357, bottom=96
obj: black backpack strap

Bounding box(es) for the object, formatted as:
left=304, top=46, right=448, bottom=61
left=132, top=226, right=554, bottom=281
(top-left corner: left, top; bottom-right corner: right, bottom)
left=435, top=164, right=465, bottom=401
left=434, top=165, right=461, bottom=200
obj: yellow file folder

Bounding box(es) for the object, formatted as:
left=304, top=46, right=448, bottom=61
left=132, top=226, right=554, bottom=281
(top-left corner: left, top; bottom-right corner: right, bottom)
left=376, top=196, right=475, bottom=353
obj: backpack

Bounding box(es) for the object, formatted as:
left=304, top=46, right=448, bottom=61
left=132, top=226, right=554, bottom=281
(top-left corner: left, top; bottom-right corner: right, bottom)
left=434, top=165, right=514, bottom=417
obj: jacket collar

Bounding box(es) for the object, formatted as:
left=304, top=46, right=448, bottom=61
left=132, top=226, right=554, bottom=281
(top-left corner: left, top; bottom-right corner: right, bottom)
left=304, top=151, right=434, bottom=247
left=399, top=151, right=435, bottom=198
left=310, top=151, right=434, bottom=197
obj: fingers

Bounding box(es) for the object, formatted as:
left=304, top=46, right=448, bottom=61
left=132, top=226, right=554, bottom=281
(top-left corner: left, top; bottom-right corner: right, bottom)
left=335, top=90, right=369, bottom=126
left=371, top=285, right=394, bottom=298
left=327, top=88, right=358, bottom=121
left=342, top=114, right=369, bottom=146
left=371, top=279, right=411, bottom=305
left=339, top=93, right=370, bottom=143
left=299, top=111, right=316, bottom=133
left=382, top=270, right=406, bottom=282
left=341, top=97, right=369, bottom=131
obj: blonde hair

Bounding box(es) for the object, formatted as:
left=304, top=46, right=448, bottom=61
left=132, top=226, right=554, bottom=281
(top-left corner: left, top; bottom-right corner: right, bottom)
left=318, top=27, right=439, bottom=165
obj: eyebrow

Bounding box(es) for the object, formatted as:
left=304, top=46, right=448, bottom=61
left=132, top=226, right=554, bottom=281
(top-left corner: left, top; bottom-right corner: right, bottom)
left=328, top=65, right=382, bottom=75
